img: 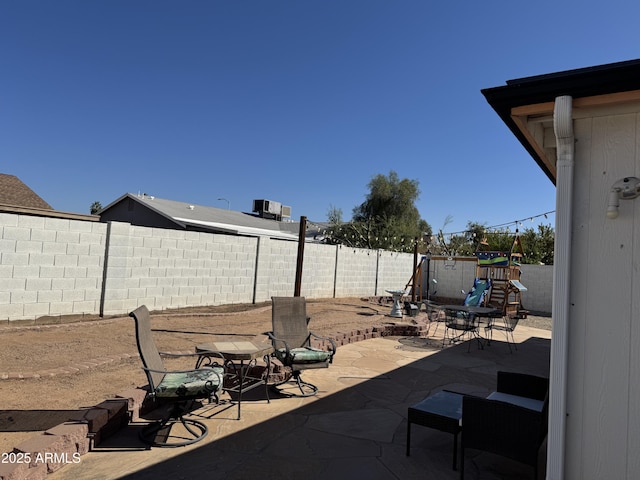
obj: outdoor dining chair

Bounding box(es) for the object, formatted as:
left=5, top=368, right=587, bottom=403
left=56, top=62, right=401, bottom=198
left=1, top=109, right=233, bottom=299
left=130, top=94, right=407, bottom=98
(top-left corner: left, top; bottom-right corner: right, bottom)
left=267, top=297, right=336, bottom=397
left=130, top=305, right=225, bottom=447
left=484, top=314, right=521, bottom=352
left=442, top=308, right=483, bottom=352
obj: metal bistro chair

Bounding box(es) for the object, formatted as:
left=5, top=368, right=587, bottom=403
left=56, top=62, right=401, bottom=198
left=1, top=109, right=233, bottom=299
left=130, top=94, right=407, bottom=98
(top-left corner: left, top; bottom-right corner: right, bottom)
left=267, top=297, right=336, bottom=397
left=423, top=300, right=446, bottom=337
left=442, top=308, right=482, bottom=352
left=485, top=314, right=521, bottom=352
left=130, top=305, right=225, bottom=447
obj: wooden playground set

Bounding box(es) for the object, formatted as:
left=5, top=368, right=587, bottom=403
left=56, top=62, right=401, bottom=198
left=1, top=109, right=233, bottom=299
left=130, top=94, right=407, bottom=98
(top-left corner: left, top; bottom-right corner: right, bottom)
left=406, top=234, right=529, bottom=320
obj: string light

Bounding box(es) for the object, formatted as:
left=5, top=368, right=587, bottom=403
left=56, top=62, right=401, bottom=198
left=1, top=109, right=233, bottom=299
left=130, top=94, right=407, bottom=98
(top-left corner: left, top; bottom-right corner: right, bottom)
left=304, top=209, right=554, bottom=254
left=438, top=210, right=555, bottom=237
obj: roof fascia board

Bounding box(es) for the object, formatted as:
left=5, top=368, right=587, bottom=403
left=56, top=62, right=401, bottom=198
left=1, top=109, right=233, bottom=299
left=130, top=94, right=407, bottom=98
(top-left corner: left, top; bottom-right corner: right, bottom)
left=484, top=60, right=640, bottom=184
left=511, top=90, right=640, bottom=118
left=174, top=217, right=299, bottom=240
left=0, top=203, right=99, bottom=221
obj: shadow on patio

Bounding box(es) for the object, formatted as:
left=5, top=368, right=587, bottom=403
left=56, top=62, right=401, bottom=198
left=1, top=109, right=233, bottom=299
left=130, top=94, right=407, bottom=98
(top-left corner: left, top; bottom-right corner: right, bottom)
left=53, top=329, right=551, bottom=480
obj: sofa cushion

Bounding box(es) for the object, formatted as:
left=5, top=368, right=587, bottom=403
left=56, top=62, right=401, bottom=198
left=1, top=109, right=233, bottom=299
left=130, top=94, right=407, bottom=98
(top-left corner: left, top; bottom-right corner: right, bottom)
left=487, top=391, right=545, bottom=412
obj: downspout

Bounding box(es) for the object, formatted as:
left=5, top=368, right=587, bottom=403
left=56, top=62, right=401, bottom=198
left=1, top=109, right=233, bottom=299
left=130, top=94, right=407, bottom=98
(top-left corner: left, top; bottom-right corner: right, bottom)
left=548, top=95, right=574, bottom=479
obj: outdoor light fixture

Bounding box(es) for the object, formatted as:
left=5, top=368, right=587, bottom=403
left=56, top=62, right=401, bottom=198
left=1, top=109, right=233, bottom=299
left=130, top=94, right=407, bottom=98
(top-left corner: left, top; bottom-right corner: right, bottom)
left=606, top=176, right=640, bottom=219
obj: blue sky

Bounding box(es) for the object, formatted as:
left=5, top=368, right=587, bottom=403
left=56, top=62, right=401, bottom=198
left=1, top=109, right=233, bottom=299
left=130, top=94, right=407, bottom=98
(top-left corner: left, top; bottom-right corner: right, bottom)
left=2, top=1, right=639, bottom=236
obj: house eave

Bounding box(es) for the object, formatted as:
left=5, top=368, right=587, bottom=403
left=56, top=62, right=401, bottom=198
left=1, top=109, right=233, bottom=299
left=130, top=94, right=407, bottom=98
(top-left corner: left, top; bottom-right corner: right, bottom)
left=0, top=203, right=99, bottom=221
left=482, top=58, right=640, bottom=184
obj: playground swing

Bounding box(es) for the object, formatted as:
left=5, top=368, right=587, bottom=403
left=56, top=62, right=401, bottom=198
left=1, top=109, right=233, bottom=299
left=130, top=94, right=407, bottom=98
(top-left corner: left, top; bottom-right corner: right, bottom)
left=475, top=233, right=528, bottom=320
left=475, top=233, right=529, bottom=350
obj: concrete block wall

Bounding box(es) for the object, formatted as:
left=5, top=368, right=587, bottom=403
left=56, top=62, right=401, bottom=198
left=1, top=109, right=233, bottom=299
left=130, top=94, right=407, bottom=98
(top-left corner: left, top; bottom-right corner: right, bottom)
left=426, top=256, right=553, bottom=313
left=0, top=213, right=107, bottom=321
left=300, top=242, right=338, bottom=299
left=101, top=222, right=258, bottom=315
left=334, top=246, right=379, bottom=297
left=429, top=257, right=478, bottom=303
left=520, top=264, right=553, bottom=313
left=377, top=250, right=416, bottom=294
left=0, top=212, right=554, bottom=321
left=255, top=237, right=298, bottom=301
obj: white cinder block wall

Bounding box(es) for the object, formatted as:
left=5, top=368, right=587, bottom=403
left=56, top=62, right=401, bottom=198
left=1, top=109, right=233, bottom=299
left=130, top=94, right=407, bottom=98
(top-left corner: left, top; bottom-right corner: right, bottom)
left=425, top=256, right=553, bottom=313
left=377, top=249, right=417, bottom=295
left=0, top=214, right=553, bottom=321
left=300, top=242, right=338, bottom=299
left=101, top=222, right=259, bottom=315
left=0, top=213, right=107, bottom=320
left=334, top=246, right=379, bottom=297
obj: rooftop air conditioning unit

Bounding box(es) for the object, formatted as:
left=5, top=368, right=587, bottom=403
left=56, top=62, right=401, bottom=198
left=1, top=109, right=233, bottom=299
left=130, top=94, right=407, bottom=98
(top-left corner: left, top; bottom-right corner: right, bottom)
left=253, top=199, right=284, bottom=219
left=281, top=205, right=292, bottom=218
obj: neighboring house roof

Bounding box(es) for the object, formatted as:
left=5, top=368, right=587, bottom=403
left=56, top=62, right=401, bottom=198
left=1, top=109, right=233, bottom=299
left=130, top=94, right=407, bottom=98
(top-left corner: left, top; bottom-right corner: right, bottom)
left=99, top=193, right=303, bottom=240
left=0, top=173, right=98, bottom=221
left=0, top=173, right=52, bottom=209
left=482, top=58, right=640, bottom=184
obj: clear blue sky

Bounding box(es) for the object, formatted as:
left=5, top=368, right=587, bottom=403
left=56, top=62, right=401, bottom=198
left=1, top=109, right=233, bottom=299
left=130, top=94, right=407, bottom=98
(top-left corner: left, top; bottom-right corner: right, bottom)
left=2, top=1, right=638, bottom=236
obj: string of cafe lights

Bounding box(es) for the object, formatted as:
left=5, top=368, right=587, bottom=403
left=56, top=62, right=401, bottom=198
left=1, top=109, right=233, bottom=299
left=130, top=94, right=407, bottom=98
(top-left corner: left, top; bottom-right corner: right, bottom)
left=438, top=210, right=555, bottom=238
left=305, top=210, right=555, bottom=237
left=302, top=209, right=554, bottom=252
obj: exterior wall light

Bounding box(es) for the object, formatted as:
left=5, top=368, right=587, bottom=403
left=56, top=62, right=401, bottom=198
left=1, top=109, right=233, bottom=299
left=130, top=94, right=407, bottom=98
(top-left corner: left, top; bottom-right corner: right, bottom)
left=607, top=176, right=640, bottom=219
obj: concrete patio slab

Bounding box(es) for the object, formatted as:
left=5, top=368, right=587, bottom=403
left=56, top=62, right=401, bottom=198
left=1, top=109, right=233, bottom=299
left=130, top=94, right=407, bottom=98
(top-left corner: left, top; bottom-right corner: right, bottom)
left=49, top=326, right=551, bottom=480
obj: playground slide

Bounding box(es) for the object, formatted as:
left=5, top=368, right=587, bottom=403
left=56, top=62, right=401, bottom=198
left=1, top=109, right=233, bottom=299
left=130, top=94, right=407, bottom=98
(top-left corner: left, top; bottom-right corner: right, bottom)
left=463, top=278, right=492, bottom=306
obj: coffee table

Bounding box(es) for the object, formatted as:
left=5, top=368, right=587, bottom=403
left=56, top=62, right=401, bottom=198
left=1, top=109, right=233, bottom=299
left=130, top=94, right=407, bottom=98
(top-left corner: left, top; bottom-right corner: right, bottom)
left=406, top=390, right=464, bottom=470
left=196, top=340, right=274, bottom=419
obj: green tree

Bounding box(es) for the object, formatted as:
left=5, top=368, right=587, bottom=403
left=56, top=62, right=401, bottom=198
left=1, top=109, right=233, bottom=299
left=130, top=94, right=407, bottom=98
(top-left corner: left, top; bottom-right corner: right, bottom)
left=325, top=171, right=432, bottom=253
left=327, top=205, right=343, bottom=224
left=433, top=221, right=555, bottom=264
left=519, top=224, right=554, bottom=264
left=90, top=201, right=103, bottom=215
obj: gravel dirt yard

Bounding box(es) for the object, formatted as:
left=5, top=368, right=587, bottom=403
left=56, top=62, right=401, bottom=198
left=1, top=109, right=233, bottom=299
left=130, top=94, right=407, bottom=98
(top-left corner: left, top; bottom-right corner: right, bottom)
left=0, top=297, right=552, bottom=453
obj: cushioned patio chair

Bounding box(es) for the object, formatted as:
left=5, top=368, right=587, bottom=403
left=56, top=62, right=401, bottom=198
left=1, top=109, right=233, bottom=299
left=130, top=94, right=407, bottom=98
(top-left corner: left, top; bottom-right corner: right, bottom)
left=130, top=305, right=225, bottom=447
left=460, top=371, right=549, bottom=479
left=267, top=297, right=337, bottom=397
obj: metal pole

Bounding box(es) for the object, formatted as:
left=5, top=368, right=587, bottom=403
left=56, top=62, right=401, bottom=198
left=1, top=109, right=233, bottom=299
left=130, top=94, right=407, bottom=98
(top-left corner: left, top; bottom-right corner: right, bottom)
left=294, top=216, right=307, bottom=296
left=411, top=238, right=418, bottom=302
left=425, top=252, right=431, bottom=301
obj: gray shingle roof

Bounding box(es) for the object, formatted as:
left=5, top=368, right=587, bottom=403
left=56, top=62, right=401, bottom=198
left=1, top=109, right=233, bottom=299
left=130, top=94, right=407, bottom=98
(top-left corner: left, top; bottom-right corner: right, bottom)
left=101, top=193, right=302, bottom=240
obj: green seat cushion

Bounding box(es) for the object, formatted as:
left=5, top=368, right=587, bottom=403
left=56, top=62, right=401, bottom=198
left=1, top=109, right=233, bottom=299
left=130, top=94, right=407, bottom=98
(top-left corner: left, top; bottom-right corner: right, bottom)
left=276, top=347, right=333, bottom=364
left=155, top=366, right=224, bottom=398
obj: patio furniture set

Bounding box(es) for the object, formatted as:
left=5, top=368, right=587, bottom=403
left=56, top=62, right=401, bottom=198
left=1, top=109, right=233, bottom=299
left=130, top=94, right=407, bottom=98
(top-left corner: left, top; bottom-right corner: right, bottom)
left=129, top=295, right=546, bottom=478
left=407, top=371, right=549, bottom=479
left=129, top=296, right=336, bottom=447
left=424, top=300, right=522, bottom=353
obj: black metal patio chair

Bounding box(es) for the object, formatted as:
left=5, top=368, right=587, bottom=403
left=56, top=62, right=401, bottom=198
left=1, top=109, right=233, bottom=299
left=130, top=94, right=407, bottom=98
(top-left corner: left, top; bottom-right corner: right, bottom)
left=485, top=314, right=521, bottom=352
left=442, top=308, right=483, bottom=352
